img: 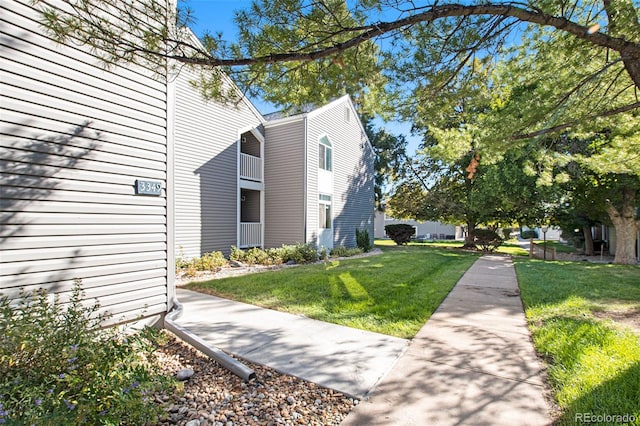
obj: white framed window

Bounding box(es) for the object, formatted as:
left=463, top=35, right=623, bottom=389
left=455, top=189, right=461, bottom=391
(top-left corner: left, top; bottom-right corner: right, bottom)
left=319, top=135, right=332, bottom=172
left=319, top=194, right=332, bottom=229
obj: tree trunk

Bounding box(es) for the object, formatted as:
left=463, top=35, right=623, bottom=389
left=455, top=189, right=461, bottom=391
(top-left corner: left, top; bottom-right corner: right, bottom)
left=463, top=221, right=476, bottom=249
left=583, top=225, right=595, bottom=256
left=606, top=187, right=639, bottom=265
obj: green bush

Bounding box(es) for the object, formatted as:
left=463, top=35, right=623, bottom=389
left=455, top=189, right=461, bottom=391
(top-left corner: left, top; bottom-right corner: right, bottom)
left=521, top=229, right=539, bottom=239
left=330, top=246, right=363, bottom=258
left=176, top=250, right=227, bottom=276
left=384, top=224, right=415, bottom=245
left=229, top=246, right=245, bottom=262
left=197, top=251, right=228, bottom=270
left=230, top=244, right=321, bottom=266
left=355, top=228, right=373, bottom=252
left=281, top=243, right=319, bottom=264
left=502, top=227, right=512, bottom=240
left=0, top=282, right=173, bottom=425
left=474, top=229, right=503, bottom=252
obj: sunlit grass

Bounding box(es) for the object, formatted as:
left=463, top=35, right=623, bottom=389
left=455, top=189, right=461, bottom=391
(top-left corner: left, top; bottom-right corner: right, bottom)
left=375, top=238, right=529, bottom=256
left=186, top=245, right=479, bottom=338
left=515, top=259, right=640, bottom=424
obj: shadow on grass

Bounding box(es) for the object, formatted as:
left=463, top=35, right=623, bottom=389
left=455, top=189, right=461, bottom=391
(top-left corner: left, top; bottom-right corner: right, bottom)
left=531, top=314, right=640, bottom=426
left=559, top=361, right=640, bottom=426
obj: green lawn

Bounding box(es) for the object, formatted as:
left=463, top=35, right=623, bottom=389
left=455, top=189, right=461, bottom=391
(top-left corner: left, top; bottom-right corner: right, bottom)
left=515, top=259, right=640, bottom=425
left=187, top=245, right=479, bottom=338
left=375, top=238, right=529, bottom=256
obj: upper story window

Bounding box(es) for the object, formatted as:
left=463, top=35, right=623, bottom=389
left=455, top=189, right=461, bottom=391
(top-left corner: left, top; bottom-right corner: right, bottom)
left=319, top=135, right=332, bottom=172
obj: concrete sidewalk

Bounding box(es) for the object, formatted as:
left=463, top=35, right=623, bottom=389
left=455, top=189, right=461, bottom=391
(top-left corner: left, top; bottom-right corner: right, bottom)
left=174, top=288, right=409, bottom=398
left=341, top=255, right=551, bottom=425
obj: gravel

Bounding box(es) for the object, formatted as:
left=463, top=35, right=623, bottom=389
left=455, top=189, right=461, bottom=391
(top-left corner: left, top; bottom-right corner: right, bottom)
left=153, top=333, right=358, bottom=425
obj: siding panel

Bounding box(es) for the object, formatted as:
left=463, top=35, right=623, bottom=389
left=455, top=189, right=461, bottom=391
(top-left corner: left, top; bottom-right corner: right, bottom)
left=306, top=98, right=375, bottom=248
left=264, top=119, right=306, bottom=247
left=0, top=0, right=170, bottom=323
left=174, top=64, right=263, bottom=258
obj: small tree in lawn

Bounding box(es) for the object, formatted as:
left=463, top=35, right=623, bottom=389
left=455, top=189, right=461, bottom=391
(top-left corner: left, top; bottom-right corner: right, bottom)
left=385, top=224, right=415, bottom=245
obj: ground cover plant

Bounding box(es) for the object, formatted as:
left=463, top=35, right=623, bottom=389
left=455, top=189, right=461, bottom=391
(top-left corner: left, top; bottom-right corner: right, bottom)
left=187, top=245, right=479, bottom=338
left=0, top=283, right=174, bottom=425
left=515, top=260, right=640, bottom=425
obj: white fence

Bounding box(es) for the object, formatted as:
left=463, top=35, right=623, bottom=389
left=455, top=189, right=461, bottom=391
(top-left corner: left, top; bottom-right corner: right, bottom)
left=240, top=153, right=262, bottom=181
left=240, top=222, right=262, bottom=248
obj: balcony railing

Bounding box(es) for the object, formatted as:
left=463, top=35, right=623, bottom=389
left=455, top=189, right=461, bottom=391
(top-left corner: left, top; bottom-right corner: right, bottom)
left=240, top=153, right=262, bottom=182
left=240, top=222, right=262, bottom=248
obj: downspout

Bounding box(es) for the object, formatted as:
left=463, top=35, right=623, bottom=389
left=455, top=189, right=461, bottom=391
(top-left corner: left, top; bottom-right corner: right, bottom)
left=164, top=2, right=255, bottom=381
left=164, top=297, right=256, bottom=382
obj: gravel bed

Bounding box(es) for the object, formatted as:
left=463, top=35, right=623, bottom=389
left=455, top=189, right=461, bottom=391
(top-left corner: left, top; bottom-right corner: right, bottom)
left=153, top=333, right=358, bottom=425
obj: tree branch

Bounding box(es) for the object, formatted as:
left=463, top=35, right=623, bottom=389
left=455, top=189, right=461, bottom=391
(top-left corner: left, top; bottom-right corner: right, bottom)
left=510, top=101, right=640, bottom=140
left=197, top=3, right=640, bottom=67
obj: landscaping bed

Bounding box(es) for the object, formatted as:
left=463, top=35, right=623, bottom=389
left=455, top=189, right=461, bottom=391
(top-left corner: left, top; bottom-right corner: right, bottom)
left=154, top=333, right=356, bottom=426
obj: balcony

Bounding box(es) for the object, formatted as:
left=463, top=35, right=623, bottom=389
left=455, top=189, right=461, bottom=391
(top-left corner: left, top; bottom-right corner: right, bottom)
left=240, top=222, right=262, bottom=248
left=240, top=153, right=262, bottom=182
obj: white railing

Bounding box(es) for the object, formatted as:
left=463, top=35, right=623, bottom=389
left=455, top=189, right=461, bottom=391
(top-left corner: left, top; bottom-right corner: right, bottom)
left=240, top=222, right=262, bottom=248
left=240, top=153, right=262, bottom=182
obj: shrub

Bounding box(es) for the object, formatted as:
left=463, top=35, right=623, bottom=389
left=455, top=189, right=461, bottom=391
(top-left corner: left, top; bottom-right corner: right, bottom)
left=355, top=228, right=373, bottom=252
left=244, top=247, right=270, bottom=265
left=330, top=246, right=363, bottom=258
left=502, top=227, right=512, bottom=240
left=0, top=282, right=173, bottom=425
left=521, top=229, right=539, bottom=239
left=197, top=251, right=228, bottom=270
left=384, top=224, right=415, bottom=245
left=229, top=246, right=245, bottom=262
left=281, top=243, right=318, bottom=264
left=474, top=229, right=503, bottom=252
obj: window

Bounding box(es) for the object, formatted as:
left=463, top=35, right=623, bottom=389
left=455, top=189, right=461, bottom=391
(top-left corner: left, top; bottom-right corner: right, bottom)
left=319, top=136, right=332, bottom=172
left=319, top=194, right=331, bottom=229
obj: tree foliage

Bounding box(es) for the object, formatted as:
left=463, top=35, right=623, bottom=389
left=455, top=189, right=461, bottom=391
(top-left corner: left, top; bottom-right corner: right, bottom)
left=35, top=0, right=640, bottom=121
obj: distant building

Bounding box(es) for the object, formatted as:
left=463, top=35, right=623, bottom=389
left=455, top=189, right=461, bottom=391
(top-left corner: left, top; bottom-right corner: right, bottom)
left=374, top=211, right=459, bottom=240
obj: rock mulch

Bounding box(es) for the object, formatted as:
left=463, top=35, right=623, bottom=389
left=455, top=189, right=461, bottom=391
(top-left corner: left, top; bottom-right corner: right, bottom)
left=153, top=333, right=358, bottom=426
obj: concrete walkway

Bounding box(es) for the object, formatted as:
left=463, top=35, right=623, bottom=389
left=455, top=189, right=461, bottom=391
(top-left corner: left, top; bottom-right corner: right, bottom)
left=174, top=288, right=409, bottom=398
left=342, top=255, right=551, bottom=425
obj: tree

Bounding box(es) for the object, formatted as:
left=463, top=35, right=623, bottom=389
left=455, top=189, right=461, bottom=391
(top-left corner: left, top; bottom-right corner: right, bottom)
left=36, top=0, right=640, bottom=118
left=387, top=147, right=557, bottom=248
left=361, top=116, right=408, bottom=210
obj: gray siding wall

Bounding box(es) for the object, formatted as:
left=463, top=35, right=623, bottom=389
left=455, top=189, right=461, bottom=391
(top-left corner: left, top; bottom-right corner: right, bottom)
left=1, top=0, right=170, bottom=323
left=306, top=99, right=375, bottom=248
left=264, top=119, right=306, bottom=247
left=174, top=67, right=262, bottom=258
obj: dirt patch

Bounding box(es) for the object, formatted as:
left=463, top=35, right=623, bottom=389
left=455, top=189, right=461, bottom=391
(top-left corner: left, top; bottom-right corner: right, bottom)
left=592, top=305, right=640, bottom=333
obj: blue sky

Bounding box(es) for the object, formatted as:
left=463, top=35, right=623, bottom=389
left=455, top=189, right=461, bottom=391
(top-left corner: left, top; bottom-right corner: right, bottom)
left=180, top=0, right=422, bottom=152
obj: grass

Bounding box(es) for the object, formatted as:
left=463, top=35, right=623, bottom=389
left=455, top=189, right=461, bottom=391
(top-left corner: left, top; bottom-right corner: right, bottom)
left=531, top=240, right=578, bottom=254
left=375, top=238, right=529, bottom=256
left=187, top=245, right=479, bottom=338
left=515, top=259, right=640, bottom=425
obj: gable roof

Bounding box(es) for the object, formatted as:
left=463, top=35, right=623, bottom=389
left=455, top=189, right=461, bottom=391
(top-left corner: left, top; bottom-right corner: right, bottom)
left=179, top=27, right=265, bottom=125
left=263, top=95, right=373, bottom=152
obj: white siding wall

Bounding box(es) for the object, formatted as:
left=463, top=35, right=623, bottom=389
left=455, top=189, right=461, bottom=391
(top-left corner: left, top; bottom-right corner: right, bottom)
left=263, top=119, right=306, bottom=247
left=1, top=0, right=170, bottom=323
left=174, top=66, right=263, bottom=258
left=306, top=98, right=375, bottom=248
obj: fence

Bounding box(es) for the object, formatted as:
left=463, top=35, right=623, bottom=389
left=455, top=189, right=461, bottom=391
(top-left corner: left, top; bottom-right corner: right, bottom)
left=529, top=240, right=556, bottom=260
